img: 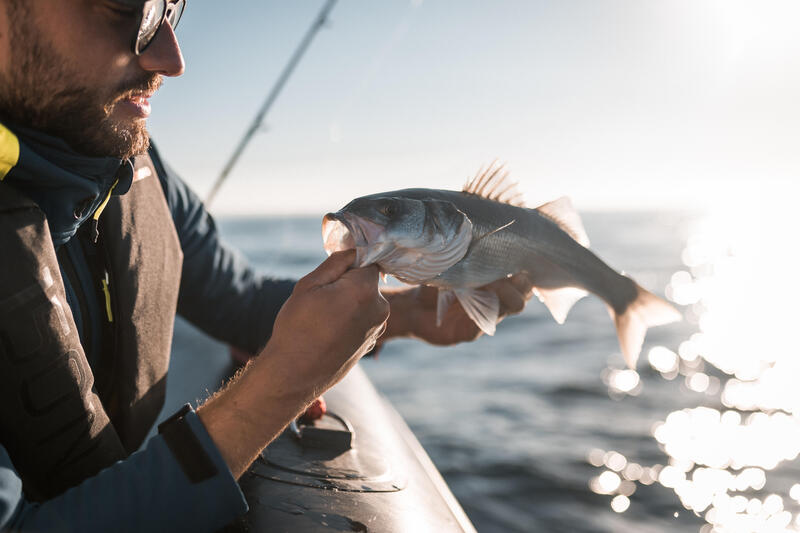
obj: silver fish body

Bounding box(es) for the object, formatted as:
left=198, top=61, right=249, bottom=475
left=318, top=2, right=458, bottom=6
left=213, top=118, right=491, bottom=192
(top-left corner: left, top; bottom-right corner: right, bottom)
left=323, top=168, right=680, bottom=367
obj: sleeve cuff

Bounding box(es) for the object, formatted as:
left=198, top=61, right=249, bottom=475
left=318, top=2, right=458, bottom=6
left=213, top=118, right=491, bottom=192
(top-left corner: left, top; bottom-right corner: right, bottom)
left=2, top=410, right=249, bottom=533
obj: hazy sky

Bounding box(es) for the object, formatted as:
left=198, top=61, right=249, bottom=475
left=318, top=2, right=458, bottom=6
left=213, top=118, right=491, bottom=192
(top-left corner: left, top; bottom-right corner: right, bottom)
left=147, top=1, right=800, bottom=215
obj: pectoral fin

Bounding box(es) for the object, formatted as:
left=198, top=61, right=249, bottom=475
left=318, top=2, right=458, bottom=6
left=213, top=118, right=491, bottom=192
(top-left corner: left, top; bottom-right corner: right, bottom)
left=436, top=289, right=457, bottom=327
left=454, top=288, right=500, bottom=336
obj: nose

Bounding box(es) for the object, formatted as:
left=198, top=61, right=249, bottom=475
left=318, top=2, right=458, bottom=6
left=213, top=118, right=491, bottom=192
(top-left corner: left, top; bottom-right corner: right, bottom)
left=136, top=20, right=185, bottom=77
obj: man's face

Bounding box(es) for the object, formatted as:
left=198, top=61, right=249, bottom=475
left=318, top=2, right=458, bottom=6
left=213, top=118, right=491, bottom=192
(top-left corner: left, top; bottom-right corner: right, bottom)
left=0, top=0, right=184, bottom=159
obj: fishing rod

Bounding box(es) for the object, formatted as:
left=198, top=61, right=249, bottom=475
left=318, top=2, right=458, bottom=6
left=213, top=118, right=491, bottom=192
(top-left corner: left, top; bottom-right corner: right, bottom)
left=205, top=0, right=338, bottom=207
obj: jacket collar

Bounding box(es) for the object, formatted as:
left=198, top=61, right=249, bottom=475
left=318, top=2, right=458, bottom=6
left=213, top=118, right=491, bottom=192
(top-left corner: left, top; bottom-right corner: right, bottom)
left=0, top=122, right=134, bottom=245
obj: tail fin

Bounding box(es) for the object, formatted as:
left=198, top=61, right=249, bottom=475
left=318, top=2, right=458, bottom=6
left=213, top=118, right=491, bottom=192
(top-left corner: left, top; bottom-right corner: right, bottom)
left=613, top=284, right=682, bottom=368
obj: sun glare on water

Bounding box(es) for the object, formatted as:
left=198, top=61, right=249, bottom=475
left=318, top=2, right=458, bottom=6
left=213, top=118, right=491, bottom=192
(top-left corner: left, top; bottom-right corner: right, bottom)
left=590, top=194, right=800, bottom=532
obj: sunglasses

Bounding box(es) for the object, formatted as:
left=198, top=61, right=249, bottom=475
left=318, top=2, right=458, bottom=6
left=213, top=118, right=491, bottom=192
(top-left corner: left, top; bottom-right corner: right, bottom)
left=133, top=0, right=186, bottom=55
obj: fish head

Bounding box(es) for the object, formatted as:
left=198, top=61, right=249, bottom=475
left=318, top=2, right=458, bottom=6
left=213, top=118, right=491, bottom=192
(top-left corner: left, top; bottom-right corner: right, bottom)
left=322, top=193, right=473, bottom=283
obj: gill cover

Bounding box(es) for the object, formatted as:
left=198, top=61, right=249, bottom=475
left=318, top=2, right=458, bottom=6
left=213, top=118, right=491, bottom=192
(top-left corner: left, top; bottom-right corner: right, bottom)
left=322, top=198, right=473, bottom=284
left=388, top=198, right=473, bottom=284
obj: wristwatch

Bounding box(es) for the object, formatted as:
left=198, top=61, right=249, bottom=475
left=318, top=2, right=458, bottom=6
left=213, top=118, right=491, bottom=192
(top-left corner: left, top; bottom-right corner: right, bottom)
left=158, top=403, right=218, bottom=483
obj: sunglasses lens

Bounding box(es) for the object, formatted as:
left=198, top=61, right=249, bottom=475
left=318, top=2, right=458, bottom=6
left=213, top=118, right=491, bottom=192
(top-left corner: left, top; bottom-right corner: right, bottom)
left=166, top=0, right=185, bottom=31
left=136, top=0, right=166, bottom=54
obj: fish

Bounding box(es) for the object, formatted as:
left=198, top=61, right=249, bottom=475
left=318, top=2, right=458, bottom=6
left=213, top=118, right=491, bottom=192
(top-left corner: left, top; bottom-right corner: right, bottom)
left=322, top=162, right=681, bottom=367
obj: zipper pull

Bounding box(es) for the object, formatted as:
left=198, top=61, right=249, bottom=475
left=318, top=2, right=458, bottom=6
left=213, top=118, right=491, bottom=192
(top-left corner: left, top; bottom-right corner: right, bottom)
left=101, top=269, right=114, bottom=323
left=90, top=177, right=121, bottom=243
left=90, top=160, right=133, bottom=243
left=91, top=218, right=100, bottom=243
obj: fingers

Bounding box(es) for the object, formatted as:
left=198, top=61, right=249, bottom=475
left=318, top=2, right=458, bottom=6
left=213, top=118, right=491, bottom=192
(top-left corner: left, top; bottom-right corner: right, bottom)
left=341, top=264, right=390, bottom=324
left=487, top=273, right=534, bottom=317
left=509, top=273, right=534, bottom=300
left=492, top=280, right=526, bottom=316
left=373, top=286, right=391, bottom=324
left=340, top=263, right=380, bottom=286
left=299, top=250, right=357, bottom=289
left=362, top=320, right=388, bottom=352
left=341, top=264, right=383, bottom=300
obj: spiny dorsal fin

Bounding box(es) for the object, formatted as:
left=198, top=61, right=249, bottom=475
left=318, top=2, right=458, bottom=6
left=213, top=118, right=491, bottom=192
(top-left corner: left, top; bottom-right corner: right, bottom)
left=535, top=196, right=591, bottom=247
left=462, top=160, right=525, bottom=206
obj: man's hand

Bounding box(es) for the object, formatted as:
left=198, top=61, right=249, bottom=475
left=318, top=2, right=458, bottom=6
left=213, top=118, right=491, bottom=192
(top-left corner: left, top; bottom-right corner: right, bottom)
left=198, top=250, right=389, bottom=479
left=382, top=273, right=534, bottom=346
left=264, top=249, right=390, bottom=399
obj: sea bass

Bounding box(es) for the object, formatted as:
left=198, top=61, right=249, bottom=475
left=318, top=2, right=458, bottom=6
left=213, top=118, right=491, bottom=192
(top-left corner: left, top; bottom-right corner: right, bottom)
left=322, top=163, right=681, bottom=367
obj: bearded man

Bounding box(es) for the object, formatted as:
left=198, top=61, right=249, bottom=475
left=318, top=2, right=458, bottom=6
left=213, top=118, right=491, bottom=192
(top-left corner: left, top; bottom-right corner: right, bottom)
left=0, top=1, right=533, bottom=531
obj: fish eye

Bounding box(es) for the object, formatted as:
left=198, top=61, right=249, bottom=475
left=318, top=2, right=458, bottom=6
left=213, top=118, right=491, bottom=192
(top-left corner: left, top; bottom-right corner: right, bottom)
left=379, top=202, right=397, bottom=217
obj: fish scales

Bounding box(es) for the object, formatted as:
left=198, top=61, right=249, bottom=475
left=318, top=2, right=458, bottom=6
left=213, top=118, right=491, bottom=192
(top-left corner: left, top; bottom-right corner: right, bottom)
left=413, top=189, right=622, bottom=300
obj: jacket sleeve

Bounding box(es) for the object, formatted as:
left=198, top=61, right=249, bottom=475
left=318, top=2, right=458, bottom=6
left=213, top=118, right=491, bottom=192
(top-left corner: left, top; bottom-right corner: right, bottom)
left=0, top=410, right=247, bottom=533
left=148, top=145, right=295, bottom=355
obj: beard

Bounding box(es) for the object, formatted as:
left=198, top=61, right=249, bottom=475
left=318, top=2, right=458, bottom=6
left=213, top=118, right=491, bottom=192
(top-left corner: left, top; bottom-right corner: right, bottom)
left=0, top=2, right=161, bottom=159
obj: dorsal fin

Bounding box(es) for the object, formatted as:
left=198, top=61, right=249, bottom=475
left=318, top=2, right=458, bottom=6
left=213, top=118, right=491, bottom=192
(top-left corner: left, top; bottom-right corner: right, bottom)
left=462, top=160, right=525, bottom=206
left=535, top=196, right=591, bottom=247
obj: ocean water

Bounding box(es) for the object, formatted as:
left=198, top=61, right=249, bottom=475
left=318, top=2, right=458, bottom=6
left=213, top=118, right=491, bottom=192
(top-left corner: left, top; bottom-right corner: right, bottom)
left=163, top=210, right=800, bottom=533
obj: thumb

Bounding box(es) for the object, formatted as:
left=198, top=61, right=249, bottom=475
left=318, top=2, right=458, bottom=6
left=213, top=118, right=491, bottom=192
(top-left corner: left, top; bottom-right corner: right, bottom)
left=301, top=249, right=357, bottom=289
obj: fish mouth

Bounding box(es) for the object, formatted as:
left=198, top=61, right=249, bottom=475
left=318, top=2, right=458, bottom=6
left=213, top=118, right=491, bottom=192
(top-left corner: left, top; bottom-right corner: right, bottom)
left=322, top=212, right=358, bottom=254
left=322, top=212, right=388, bottom=266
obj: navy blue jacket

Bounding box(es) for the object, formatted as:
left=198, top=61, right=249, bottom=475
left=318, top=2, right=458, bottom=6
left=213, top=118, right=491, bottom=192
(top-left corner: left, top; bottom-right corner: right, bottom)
left=0, top=131, right=295, bottom=531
